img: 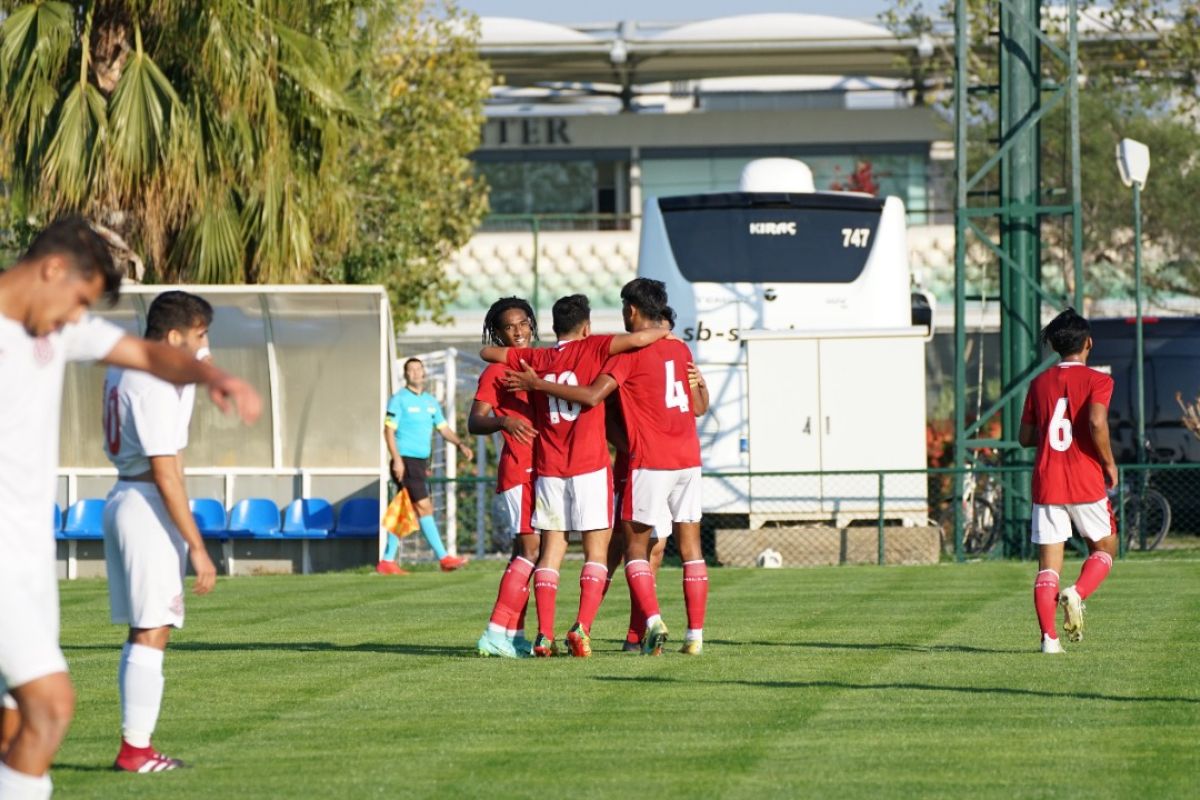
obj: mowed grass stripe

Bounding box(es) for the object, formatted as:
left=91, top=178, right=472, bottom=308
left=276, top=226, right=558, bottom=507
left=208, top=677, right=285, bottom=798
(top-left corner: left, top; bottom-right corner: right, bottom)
left=51, top=561, right=1200, bottom=799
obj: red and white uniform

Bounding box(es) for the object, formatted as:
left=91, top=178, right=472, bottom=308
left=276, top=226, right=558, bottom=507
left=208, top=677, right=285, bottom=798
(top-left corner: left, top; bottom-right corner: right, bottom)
left=475, top=363, right=535, bottom=535
left=0, top=314, right=124, bottom=694
left=603, top=338, right=702, bottom=533
left=101, top=367, right=196, bottom=629
left=508, top=335, right=614, bottom=532
left=1021, top=362, right=1115, bottom=544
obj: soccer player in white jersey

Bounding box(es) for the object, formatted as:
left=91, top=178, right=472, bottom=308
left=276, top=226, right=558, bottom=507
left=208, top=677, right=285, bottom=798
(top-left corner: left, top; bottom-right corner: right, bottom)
left=0, top=217, right=260, bottom=800
left=101, top=291, right=218, bottom=772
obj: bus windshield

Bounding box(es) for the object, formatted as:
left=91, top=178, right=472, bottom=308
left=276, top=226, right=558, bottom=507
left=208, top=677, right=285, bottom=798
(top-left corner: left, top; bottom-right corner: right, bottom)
left=659, top=192, right=885, bottom=284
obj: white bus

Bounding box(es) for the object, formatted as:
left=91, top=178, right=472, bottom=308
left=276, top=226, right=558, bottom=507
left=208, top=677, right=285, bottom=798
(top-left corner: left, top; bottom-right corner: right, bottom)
left=638, top=159, right=928, bottom=526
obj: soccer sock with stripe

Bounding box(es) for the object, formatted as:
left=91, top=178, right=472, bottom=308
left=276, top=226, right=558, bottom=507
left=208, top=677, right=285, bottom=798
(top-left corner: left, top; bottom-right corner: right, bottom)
left=534, top=568, right=560, bottom=641
left=683, top=560, right=709, bottom=642
left=626, top=581, right=647, bottom=644
left=119, top=643, right=165, bottom=748
left=1033, top=569, right=1060, bottom=641
left=0, top=763, right=51, bottom=800
left=625, top=560, right=661, bottom=626
left=489, top=556, right=534, bottom=635
left=382, top=532, right=400, bottom=562
left=575, top=562, right=609, bottom=631
left=1073, top=551, right=1113, bottom=600
left=418, top=515, right=448, bottom=560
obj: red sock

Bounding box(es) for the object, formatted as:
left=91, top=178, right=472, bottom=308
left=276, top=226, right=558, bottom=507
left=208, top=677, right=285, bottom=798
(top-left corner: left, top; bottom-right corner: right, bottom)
left=625, top=560, right=661, bottom=621
left=534, top=568, right=559, bottom=640
left=576, top=562, right=609, bottom=631
left=601, top=576, right=613, bottom=602
left=683, top=560, right=709, bottom=632
left=1034, top=569, right=1060, bottom=640
left=516, top=595, right=528, bottom=634
left=1074, top=551, right=1113, bottom=600
left=626, top=577, right=646, bottom=644
left=489, top=556, right=534, bottom=630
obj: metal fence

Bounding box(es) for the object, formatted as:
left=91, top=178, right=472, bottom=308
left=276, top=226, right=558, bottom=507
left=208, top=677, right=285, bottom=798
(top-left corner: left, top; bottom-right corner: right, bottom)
left=428, top=463, right=1200, bottom=566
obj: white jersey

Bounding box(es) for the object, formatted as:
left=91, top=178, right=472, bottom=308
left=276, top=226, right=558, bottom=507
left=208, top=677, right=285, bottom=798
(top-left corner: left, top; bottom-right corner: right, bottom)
left=0, top=314, right=124, bottom=562
left=102, top=367, right=195, bottom=476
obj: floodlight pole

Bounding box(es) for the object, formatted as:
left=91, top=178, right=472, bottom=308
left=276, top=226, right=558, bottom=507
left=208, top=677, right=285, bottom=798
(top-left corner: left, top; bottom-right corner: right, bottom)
left=1133, top=180, right=1145, bottom=464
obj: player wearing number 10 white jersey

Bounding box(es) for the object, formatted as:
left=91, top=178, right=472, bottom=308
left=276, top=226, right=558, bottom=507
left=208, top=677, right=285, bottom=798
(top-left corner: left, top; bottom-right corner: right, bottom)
left=101, top=291, right=218, bottom=773
left=1019, top=308, right=1118, bottom=654
left=481, top=294, right=668, bottom=658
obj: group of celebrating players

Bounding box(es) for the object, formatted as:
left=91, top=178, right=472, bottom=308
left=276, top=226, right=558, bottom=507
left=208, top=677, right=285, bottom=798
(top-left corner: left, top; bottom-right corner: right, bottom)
left=467, top=279, right=710, bottom=659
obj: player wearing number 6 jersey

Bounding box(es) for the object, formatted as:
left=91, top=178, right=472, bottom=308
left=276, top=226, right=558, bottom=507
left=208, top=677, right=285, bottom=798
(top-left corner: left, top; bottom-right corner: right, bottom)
left=481, top=294, right=668, bottom=657
left=506, top=279, right=710, bottom=656
left=1019, top=309, right=1118, bottom=654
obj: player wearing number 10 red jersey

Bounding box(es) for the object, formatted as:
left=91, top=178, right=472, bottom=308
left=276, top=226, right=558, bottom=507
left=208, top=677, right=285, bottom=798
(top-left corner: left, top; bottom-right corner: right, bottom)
left=1019, top=309, right=1118, bottom=653
left=481, top=295, right=668, bottom=658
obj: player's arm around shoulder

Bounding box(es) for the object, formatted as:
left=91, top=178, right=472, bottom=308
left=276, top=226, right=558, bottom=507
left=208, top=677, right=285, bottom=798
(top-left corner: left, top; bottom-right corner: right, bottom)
left=608, top=326, right=670, bottom=355
left=149, top=454, right=216, bottom=595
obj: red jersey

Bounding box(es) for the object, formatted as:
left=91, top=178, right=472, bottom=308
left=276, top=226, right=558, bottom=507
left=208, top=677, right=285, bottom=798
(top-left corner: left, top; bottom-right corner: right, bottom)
left=1021, top=362, right=1114, bottom=504
left=602, top=338, right=701, bottom=471
left=474, top=363, right=534, bottom=493
left=507, top=335, right=613, bottom=479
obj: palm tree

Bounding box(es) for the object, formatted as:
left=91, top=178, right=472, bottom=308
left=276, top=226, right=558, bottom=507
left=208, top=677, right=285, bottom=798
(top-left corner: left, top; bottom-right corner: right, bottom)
left=0, top=1, right=365, bottom=283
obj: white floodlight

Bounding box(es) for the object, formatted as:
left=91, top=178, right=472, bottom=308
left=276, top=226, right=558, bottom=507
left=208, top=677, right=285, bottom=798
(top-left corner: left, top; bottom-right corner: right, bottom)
left=1116, top=138, right=1150, bottom=188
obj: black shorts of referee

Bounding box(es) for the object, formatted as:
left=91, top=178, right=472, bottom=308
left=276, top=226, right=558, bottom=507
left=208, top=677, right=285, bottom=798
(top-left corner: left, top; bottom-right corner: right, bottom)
left=398, top=456, right=430, bottom=502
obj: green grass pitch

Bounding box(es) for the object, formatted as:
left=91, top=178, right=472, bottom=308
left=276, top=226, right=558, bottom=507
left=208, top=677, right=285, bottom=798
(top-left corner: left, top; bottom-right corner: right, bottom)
left=51, top=559, right=1200, bottom=798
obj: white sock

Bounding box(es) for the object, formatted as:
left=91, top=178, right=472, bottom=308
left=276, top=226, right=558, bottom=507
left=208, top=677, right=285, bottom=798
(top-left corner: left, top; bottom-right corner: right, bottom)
left=686, top=629, right=703, bottom=642
left=120, top=643, right=165, bottom=748
left=645, top=614, right=662, bottom=628
left=486, top=622, right=506, bottom=636
left=0, top=763, right=52, bottom=800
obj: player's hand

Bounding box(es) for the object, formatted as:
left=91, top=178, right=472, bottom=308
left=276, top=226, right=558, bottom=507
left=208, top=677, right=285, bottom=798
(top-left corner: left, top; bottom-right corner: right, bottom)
left=503, top=360, right=539, bottom=392
left=390, top=459, right=405, bottom=484
left=457, top=441, right=474, bottom=460
left=501, top=415, right=538, bottom=445
left=190, top=549, right=217, bottom=595
left=1104, top=462, right=1118, bottom=488
left=687, top=363, right=706, bottom=391
left=207, top=372, right=262, bottom=424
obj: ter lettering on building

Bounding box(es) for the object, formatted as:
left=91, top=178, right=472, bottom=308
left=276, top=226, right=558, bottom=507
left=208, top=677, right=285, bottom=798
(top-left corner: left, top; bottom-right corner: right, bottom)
left=487, top=118, right=571, bottom=147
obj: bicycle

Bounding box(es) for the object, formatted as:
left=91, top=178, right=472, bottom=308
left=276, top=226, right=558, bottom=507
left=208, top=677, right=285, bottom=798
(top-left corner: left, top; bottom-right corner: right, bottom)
left=1111, top=470, right=1171, bottom=552
left=936, top=471, right=1002, bottom=557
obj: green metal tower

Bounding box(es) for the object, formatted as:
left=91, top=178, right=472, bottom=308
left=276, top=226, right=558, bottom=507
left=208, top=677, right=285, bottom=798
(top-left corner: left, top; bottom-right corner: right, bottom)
left=952, top=0, right=1084, bottom=558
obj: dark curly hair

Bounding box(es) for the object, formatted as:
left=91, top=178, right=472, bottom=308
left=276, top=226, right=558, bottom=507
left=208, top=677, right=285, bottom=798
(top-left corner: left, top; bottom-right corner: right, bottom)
left=482, top=296, right=538, bottom=346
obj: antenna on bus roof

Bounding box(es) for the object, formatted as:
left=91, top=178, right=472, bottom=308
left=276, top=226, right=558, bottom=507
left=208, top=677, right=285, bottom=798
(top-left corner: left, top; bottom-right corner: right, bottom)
left=738, top=158, right=814, bottom=193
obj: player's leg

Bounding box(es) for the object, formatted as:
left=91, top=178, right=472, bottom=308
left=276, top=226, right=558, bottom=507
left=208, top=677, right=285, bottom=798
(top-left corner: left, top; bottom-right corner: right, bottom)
left=1032, top=503, right=1070, bottom=653
left=511, top=520, right=539, bottom=654
left=670, top=467, right=707, bottom=654
left=108, top=485, right=188, bottom=772
left=533, top=531, right=567, bottom=657
left=479, top=485, right=534, bottom=658
left=566, top=467, right=614, bottom=657
left=1059, top=499, right=1118, bottom=642
left=1, top=673, right=74, bottom=796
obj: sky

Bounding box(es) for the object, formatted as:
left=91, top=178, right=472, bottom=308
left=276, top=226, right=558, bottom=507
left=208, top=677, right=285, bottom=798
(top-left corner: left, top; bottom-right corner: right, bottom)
left=455, top=0, right=899, bottom=25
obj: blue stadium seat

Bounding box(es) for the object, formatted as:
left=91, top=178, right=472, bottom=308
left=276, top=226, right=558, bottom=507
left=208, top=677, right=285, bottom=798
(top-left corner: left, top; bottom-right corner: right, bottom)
left=282, top=498, right=333, bottom=539
left=190, top=498, right=229, bottom=540
left=62, top=499, right=105, bottom=540
left=226, top=498, right=282, bottom=539
left=334, top=497, right=380, bottom=538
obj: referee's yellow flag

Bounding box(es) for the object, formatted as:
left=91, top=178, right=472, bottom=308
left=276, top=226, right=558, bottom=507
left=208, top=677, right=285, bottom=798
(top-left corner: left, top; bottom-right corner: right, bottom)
left=383, top=489, right=419, bottom=537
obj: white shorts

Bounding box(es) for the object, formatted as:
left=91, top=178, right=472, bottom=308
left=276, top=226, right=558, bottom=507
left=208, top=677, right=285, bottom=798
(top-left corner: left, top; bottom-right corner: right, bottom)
left=614, top=478, right=672, bottom=540
left=0, top=550, right=67, bottom=694
left=1031, top=498, right=1115, bottom=545
left=622, top=467, right=703, bottom=537
left=103, top=481, right=189, bottom=630
left=533, top=467, right=612, bottom=533
left=500, top=483, right=535, bottom=536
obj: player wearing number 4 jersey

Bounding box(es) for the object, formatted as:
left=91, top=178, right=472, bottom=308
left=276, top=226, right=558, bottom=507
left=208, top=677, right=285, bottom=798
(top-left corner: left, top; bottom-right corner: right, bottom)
left=481, top=294, right=669, bottom=657
left=507, top=279, right=710, bottom=655
left=1019, top=309, right=1118, bottom=654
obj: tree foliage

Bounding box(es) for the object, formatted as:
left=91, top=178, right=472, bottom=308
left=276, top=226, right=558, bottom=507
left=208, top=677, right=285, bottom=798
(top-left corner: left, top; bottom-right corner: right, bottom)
left=0, top=1, right=489, bottom=327
left=882, top=0, right=1200, bottom=302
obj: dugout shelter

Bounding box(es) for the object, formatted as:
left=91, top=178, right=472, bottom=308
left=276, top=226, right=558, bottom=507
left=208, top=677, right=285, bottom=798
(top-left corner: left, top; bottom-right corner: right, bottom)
left=55, top=285, right=396, bottom=577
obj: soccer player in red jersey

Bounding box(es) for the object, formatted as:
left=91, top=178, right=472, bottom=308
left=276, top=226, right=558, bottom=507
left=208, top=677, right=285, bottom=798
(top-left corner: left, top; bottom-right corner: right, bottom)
left=480, top=294, right=668, bottom=657
left=507, top=279, right=709, bottom=655
left=1018, top=308, right=1119, bottom=653
left=469, top=297, right=540, bottom=658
